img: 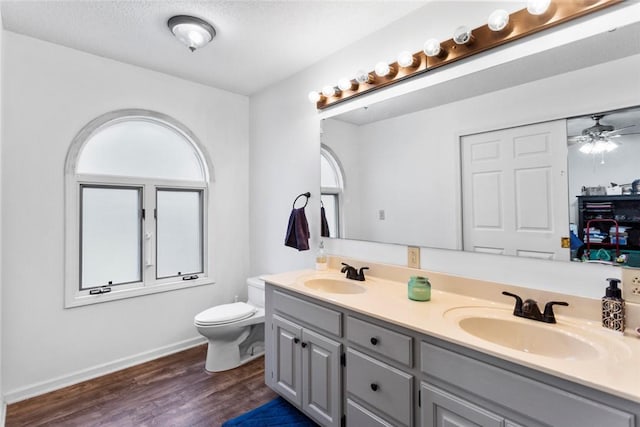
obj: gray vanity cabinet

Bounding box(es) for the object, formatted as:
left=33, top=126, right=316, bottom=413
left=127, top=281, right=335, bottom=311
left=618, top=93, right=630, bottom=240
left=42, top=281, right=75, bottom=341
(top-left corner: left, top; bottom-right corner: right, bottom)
left=345, top=315, right=414, bottom=426
left=265, top=283, right=639, bottom=427
left=268, top=291, right=342, bottom=427
left=420, top=341, right=635, bottom=427
left=420, top=382, right=503, bottom=427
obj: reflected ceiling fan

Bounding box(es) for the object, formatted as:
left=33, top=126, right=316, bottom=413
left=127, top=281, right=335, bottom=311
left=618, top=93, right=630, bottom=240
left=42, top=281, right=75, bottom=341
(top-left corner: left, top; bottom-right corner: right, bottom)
left=568, top=114, right=639, bottom=155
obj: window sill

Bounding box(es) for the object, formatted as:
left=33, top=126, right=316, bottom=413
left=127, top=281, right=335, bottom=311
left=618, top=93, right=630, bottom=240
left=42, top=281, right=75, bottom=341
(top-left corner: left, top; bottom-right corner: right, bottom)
left=64, top=277, right=214, bottom=309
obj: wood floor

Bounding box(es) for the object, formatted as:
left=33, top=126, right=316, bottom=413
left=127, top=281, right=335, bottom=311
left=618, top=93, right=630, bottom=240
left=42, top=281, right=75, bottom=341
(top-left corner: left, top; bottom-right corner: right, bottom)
left=5, top=345, right=277, bottom=427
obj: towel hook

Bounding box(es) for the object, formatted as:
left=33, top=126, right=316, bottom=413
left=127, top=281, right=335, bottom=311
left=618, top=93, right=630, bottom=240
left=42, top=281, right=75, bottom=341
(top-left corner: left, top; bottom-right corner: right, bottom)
left=293, top=192, right=311, bottom=209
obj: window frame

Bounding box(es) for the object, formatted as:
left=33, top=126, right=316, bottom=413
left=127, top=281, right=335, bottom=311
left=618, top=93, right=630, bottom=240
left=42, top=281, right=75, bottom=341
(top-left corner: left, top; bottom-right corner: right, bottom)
left=155, top=187, right=205, bottom=281
left=320, top=145, right=345, bottom=238
left=79, top=183, right=144, bottom=290
left=64, top=110, right=213, bottom=308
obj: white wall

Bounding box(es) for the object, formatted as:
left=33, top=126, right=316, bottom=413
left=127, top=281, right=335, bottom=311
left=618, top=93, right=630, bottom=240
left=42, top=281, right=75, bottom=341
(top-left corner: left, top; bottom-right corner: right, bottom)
left=250, top=3, right=640, bottom=299
left=0, top=10, right=4, bottom=424
left=2, top=32, right=250, bottom=401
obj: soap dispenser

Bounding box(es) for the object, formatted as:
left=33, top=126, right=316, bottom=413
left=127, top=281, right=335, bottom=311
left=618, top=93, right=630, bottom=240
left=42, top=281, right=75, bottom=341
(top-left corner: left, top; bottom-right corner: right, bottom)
left=315, top=241, right=328, bottom=271
left=602, top=278, right=625, bottom=334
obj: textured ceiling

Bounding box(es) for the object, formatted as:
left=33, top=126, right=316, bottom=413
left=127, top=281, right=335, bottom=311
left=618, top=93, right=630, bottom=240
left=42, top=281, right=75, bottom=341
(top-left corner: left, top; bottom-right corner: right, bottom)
left=0, top=0, right=427, bottom=95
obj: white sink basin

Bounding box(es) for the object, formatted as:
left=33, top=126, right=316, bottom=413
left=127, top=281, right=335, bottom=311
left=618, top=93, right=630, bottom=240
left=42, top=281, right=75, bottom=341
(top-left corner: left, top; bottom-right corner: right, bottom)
left=444, top=306, right=629, bottom=361
left=304, top=278, right=366, bottom=294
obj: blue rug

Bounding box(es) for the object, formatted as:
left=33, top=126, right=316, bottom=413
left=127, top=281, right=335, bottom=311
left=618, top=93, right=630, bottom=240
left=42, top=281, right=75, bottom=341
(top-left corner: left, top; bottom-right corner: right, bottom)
left=222, top=397, right=317, bottom=426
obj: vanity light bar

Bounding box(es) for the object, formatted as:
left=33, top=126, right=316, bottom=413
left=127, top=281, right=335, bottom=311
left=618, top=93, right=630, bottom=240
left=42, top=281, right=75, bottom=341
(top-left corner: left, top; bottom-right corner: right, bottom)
left=311, top=0, right=622, bottom=110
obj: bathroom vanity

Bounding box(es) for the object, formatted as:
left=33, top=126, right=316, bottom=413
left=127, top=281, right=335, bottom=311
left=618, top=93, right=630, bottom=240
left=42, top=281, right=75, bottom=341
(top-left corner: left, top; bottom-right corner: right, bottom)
left=264, top=263, right=640, bottom=427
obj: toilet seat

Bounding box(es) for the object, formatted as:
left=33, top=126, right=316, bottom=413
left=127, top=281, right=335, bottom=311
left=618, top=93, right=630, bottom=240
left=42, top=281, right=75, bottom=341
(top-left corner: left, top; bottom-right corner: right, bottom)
left=195, top=302, right=257, bottom=326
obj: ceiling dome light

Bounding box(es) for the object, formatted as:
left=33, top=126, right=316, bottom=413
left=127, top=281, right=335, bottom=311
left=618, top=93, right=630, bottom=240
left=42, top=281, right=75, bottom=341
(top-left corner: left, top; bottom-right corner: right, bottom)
left=308, top=91, right=322, bottom=103
left=168, top=15, right=216, bottom=52
left=527, top=0, right=551, bottom=15
left=322, top=85, right=337, bottom=97
left=453, top=26, right=473, bottom=45
left=488, top=9, right=510, bottom=31
left=355, top=70, right=373, bottom=84
left=374, top=62, right=391, bottom=77
left=338, top=78, right=355, bottom=91
left=397, top=51, right=416, bottom=68
left=423, top=38, right=442, bottom=57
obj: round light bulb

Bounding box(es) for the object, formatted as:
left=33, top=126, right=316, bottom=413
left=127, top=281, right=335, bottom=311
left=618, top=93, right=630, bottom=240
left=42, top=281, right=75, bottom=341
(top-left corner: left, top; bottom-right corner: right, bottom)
left=488, top=9, right=509, bottom=31
left=322, top=85, right=336, bottom=97
left=338, top=77, right=354, bottom=91
left=397, top=51, right=415, bottom=68
left=355, top=70, right=371, bottom=84
left=423, top=38, right=441, bottom=57
left=374, top=62, right=391, bottom=77
left=453, top=26, right=472, bottom=45
left=308, top=91, right=321, bottom=103
left=527, top=0, right=550, bottom=15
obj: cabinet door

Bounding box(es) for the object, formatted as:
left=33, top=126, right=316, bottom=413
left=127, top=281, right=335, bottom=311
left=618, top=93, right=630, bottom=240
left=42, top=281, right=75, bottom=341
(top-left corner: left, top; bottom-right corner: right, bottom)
left=272, top=314, right=303, bottom=406
left=421, top=383, right=503, bottom=427
left=302, top=328, right=342, bottom=427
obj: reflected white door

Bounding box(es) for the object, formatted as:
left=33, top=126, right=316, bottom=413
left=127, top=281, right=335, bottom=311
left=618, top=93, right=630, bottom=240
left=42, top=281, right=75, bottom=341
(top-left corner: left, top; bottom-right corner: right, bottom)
left=461, top=120, right=569, bottom=261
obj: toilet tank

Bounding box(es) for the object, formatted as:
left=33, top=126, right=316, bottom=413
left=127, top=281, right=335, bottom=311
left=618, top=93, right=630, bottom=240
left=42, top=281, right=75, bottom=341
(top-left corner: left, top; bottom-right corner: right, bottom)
left=247, top=276, right=265, bottom=307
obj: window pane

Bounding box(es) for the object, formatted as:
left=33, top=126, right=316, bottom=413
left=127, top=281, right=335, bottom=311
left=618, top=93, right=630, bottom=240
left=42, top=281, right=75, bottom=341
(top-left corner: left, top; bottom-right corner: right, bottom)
left=321, top=194, right=339, bottom=238
left=81, top=186, right=142, bottom=289
left=157, top=189, right=203, bottom=278
left=77, top=120, right=205, bottom=181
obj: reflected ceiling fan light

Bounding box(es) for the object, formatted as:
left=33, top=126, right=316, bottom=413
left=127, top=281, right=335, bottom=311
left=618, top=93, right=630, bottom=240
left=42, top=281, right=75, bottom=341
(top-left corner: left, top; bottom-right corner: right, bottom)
left=579, top=139, right=619, bottom=154
left=488, top=9, right=510, bottom=31
left=527, top=0, right=551, bottom=15
left=308, top=91, right=322, bottom=103
left=168, top=15, right=216, bottom=52
left=423, top=38, right=442, bottom=57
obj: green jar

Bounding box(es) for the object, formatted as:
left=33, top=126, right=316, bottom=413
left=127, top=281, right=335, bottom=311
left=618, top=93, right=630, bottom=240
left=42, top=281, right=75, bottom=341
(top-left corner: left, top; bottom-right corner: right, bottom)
left=408, top=276, right=431, bottom=301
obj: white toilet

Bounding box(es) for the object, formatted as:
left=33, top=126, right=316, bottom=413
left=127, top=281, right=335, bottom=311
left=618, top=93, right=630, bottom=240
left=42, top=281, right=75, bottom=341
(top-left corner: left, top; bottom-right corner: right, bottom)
left=194, top=276, right=266, bottom=372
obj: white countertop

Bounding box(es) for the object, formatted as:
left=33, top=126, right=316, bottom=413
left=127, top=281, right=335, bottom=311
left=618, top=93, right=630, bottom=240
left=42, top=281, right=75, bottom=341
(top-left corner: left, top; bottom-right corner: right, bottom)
left=264, top=268, right=640, bottom=404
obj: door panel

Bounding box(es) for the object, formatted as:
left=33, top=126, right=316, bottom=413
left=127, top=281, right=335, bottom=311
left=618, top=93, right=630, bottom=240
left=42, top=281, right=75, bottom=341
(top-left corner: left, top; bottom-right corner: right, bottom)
left=272, top=315, right=302, bottom=405
left=302, top=328, right=342, bottom=427
left=462, top=120, right=569, bottom=260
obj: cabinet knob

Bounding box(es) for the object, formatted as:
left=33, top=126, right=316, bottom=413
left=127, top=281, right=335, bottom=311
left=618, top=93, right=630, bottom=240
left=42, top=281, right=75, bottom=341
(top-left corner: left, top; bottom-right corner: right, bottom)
left=370, top=337, right=378, bottom=346
left=301, top=342, right=308, bottom=348
left=370, top=383, right=379, bottom=392
left=293, top=338, right=300, bottom=344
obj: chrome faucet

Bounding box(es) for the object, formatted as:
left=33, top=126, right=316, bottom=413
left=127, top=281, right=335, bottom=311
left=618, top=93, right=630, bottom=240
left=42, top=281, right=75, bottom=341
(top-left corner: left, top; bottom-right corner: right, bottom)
left=502, top=291, right=568, bottom=324
left=341, top=263, right=369, bottom=281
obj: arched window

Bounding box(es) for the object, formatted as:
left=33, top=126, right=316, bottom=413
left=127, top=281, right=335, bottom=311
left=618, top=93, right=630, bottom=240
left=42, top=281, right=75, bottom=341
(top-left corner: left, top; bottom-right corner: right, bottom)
left=320, top=146, right=344, bottom=238
left=64, top=110, right=212, bottom=307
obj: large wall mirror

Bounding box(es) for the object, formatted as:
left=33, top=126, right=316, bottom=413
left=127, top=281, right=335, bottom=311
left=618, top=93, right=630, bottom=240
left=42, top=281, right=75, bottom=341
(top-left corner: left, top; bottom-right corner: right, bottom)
left=320, top=21, right=640, bottom=267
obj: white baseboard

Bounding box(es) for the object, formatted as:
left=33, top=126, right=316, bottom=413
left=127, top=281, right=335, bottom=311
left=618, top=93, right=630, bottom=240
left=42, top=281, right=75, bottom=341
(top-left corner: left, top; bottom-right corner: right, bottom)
left=1, top=401, right=6, bottom=427
left=4, top=336, right=206, bottom=404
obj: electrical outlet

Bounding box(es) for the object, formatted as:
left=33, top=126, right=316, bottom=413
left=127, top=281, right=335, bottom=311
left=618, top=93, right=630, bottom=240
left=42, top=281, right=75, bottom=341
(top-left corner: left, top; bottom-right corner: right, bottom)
left=408, top=246, right=420, bottom=269
left=622, top=267, right=640, bottom=304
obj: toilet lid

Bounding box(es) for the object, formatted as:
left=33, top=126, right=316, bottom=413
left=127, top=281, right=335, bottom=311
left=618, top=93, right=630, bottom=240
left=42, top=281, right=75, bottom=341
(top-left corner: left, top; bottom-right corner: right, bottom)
left=195, top=302, right=257, bottom=326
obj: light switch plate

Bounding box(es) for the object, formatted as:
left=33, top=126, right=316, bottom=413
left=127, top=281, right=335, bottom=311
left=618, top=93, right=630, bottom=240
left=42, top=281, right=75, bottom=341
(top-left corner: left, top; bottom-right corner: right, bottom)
left=408, top=246, right=420, bottom=269
left=622, top=267, right=640, bottom=304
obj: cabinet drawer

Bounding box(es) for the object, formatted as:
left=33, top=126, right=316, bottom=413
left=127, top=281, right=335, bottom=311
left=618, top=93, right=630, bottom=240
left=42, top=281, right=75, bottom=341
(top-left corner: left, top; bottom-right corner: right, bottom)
left=273, top=290, right=342, bottom=336
left=347, top=399, right=394, bottom=427
left=421, top=341, right=633, bottom=427
left=347, top=315, right=412, bottom=366
left=346, top=348, right=413, bottom=426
